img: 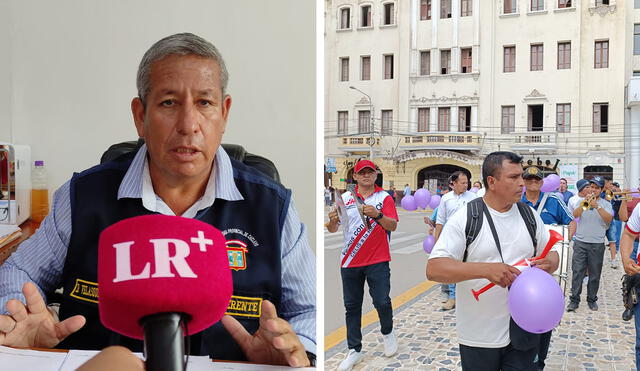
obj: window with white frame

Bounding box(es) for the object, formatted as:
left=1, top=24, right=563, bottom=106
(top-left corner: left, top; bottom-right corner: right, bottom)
left=418, top=108, right=430, bottom=132
left=384, top=54, right=394, bottom=79
left=438, top=107, right=451, bottom=131
left=441, top=0, right=452, bottom=18
left=339, top=7, right=351, bottom=29
left=440, top=50, right=451, bottom=75
left=501, top=106, right=515, bottom=134
left=358, top=110, right=371, bottom=133
left=420, top=0, right=432, bottom=20
left=530, top=0, right=544, bottom=11
left=361, top=5, right=372, bottom=27
left=504, top=46, right=516, bottom=72
left=461, top=0, right=472, bottom=16
left=595, top=0, right=610, bottom=5
left=340, top=57, right=349, bottom=81
left=556, top=104, right=570, bottom=133
left=635, top=25, right=640, bottom=55
left=593, top=103, right=608, bottom=133
left=458, top=106, right=471, bottom=131
left=461, top=48, right=472, bottom=73
left=530, top=44, right=543, bottom=71
left=337, top=111, right=348, bottom=135
left=557, top=42, right=571, bottom=69
left=558, top=0, right=572, bottom=8
left=420, top=51, right=430, bottom=76
left=361, top=56, right=371, bottom=80
left=504, top=0, right=517, bottom=14
left=383, top=2, right=395, bottom=25
left=381, top=110, right=393, bottom=135
left=594, top=40, right=609, bottom=69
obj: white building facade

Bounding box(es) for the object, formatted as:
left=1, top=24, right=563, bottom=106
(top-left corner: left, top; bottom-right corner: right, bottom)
left=326, top=0, right=635, bottom=191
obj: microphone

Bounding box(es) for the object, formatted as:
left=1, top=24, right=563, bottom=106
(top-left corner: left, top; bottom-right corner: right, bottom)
left=98, top=214, right=233, bottom=371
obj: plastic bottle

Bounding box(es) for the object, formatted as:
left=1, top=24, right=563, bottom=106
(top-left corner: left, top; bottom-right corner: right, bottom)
left=31, top=160, right=49, bottom=223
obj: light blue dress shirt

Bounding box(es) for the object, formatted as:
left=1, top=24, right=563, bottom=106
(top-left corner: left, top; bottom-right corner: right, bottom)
left=0, top=144, right=316, bottom=353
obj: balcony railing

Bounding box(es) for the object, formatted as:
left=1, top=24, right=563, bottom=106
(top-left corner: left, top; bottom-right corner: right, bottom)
left=398, top=132, right=482, bottom=151
left=337, top=136, right=381, bottom=152
left=510, top=132, right=557, bottom=153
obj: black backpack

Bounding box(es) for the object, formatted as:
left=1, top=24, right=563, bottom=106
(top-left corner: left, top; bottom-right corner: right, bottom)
left=463, top=197, right=538, bottom=262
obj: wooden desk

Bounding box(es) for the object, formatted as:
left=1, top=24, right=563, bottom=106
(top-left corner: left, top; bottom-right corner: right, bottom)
left=0, top=220, right=39, bottom=265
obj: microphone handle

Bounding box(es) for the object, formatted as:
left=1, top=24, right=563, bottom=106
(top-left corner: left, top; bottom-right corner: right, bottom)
left=142, top=312, right=187, bottom=371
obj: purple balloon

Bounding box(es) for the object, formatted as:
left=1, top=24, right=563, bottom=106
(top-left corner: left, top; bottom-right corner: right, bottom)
left=470, top=187, right=479, bottom=193
left=508, top=267, right=564, bottom=334
left=414, top=189, right=432, bottom=209
left=575, top=217, right=580, bottom=224
left=423, top=235, right=435, bottom=253
left=428, top=194, right=441, bottom=209
left=632, top=188, right=640, bottom=198
left=541, top=174, right=560, bottom=193
left=401, top=195, right=418, bottom=211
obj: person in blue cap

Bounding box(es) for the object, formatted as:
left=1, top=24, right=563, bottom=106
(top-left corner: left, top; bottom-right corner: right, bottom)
left=568, top=175, right=613, bottom=313
left=520, top=166, right=574, bottom=370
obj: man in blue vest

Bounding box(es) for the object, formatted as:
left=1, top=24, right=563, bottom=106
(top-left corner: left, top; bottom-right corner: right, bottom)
left=520, top=166, right=574, bottom=370
left=0, top=33, right=315, bottom=367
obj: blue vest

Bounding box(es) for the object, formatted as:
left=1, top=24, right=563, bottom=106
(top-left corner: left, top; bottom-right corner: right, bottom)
left=56, top=152, right=289, bottom=360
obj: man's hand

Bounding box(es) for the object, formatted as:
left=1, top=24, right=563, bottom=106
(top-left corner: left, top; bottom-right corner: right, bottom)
left=221, top=300, right=310, bottom=367
left=0, top=282, right=85, bottom=348
left=483, top=263, right=521, bottom=288
left=77, top=346, right=145, bottom=371
left=362, top=205, right=380, bottom=218
left=623, top=258, right=640, bottom=276
left=589, top=195, right=599, bottom=209
left=530, top=257, right=556, bottom=274
left=328, top=208, right=340, bottom=224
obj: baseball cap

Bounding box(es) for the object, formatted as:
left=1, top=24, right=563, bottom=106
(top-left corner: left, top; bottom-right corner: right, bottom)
left=589, top=176, right=605, bottom=188
left=354, top=160, right=377, bottom=173
left=522, top=166, right=543, bottom=180
left=613, top=181, right=620, bottom=188
left=576, top=179, right=589, bottom=192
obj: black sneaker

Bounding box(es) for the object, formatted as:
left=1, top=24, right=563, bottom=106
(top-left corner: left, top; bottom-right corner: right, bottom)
left=566, top=302, right=578, bottom=312
left=588, top=302, right=598, bottom=311
left=623, top=308, right=634, bottom=321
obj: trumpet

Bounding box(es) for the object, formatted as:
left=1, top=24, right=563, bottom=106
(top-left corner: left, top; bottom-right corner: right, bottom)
left=604, top=189, right=636, bottom=201
left=581, top=195, right=596, bottom=211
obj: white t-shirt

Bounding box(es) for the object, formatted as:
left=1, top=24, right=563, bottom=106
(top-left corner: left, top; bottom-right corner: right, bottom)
left=428, top=202, right=552, bottom=348
left=626, top=204, right=640, bottom=261
left=567, top=194, right=582, bottom=214
left=436, top=190, right=478, bottom=226
left=476, top=188, right=486, bottom=197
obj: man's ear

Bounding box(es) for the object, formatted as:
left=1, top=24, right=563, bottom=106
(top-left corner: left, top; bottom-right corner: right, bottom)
left=220, top=95, right=232, bottom=134
left=131, top=97, right=146, bottom=138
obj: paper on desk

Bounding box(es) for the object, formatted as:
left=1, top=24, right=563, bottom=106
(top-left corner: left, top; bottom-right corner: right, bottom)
left=0, top=223, right=20, bottom=239
left=0, top=346, right=67, bottom=371
left=61, top=349, right=212, bottom=371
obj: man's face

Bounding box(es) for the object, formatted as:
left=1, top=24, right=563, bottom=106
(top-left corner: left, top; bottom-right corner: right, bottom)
left=452, top=175, right=468, bottom=194
left=488, top=160, right=524, bottom=203
left=559, top=179, right=567, bottom=192
left=523, top=177, right=542, bottom=193
left=132, top=54, right=232, bottom=184
left=353, top=168, right=377, bottom=187
left=590, top=184, right=602, bottom=195
left=604, top=180, right=613, bottom=191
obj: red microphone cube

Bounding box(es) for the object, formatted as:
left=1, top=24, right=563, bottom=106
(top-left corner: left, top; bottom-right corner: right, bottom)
left=98, top=214, right=233, bottom=339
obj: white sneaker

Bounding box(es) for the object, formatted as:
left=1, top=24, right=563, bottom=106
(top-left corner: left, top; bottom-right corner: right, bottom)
left=338, top=349, right=363, bottom=371
left=383, top=331, right=398, bottom=357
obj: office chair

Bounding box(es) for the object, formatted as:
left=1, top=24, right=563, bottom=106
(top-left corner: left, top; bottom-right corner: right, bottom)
left=100, top=139, right=280, bottom=183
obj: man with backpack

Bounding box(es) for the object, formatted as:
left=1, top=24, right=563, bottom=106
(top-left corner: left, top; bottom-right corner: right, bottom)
left=427, top=151, right=558, bottom=371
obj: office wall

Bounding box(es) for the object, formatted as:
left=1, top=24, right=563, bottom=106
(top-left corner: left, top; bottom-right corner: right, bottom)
left=1, top=0, right=317, bottom=245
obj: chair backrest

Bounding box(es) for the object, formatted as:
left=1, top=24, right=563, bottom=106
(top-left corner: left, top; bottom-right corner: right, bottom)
left=100, top=139, right=280, bottom=183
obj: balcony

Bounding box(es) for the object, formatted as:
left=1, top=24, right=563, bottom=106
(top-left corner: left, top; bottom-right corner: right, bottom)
left=398, top=132, right=482, bottom=151
left=337, top=136, right=381, bottom=153
left=510, top=132, right=557, bottom=153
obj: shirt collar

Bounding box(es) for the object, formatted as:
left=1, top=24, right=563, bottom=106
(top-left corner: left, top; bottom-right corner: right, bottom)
left=354, top=184, right=385, bottom=199
left=520, top=191, right=544, bottom=207
left=117, top=143, right=244, bottom=203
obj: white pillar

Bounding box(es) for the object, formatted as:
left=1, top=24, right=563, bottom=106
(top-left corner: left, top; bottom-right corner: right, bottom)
left=471, top=105, right=479, bottom=132
left=451, top=0, right=459, bottom=74
left=410, top=0, right=418, bottom=76
left=431, top=0, right=439, bottom=76
left=451, top=106, right=459, bottom=132
left=430, top=106, right=438, bottom=132
left=409, top=107, right=418, bottom=132
left=630, top=107, right=640, bottom=188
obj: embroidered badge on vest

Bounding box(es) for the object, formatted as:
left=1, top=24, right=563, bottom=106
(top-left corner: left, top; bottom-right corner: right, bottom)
left=225, top=295, right=262, bottom=318
left=226, top=240, right=249, bottom=271
left=70, top=278, right=99, bottom=304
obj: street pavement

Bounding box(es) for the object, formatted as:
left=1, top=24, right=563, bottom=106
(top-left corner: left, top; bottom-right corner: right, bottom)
left=324, top=207, right=637, bottom=370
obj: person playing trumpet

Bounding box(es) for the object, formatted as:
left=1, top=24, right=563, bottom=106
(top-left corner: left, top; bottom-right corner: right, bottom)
left=603, top=183, right=630, bottom=267
left=567, top=176, right=613, bottom=312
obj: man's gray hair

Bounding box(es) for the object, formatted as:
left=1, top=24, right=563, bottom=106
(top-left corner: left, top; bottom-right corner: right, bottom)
left=136, top=32, right=229, bottom=105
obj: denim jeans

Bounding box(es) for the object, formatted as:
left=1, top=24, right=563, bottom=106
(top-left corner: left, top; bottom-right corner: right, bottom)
left=341, top=261, right=393, bottom=352
left=448, top=283, right=456, bottom=299
left=606, top=219, right=622, bottom=251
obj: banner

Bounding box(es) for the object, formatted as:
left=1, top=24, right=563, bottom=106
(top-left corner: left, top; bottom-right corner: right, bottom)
left=559, top=165, right=579, bottom=193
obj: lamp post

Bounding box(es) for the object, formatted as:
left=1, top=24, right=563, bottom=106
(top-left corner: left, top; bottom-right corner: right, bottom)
left=349, top=86, right=374, bottom=160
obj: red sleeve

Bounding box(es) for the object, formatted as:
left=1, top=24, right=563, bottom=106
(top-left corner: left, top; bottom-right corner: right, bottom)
left=382, top=195, right=398, bottom=221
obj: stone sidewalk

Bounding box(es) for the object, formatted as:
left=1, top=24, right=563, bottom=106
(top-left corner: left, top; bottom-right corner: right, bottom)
left=325, top=253, right=637, bottom=370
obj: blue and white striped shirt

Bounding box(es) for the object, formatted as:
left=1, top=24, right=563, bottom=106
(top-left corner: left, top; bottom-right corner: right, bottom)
left=0, top=144, right=316, bottom=353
